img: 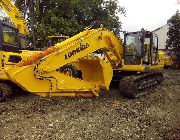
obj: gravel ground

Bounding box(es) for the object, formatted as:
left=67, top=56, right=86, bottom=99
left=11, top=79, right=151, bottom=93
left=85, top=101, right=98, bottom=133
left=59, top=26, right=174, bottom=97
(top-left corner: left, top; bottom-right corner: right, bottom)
left=0, top=69, right=180, bottom=140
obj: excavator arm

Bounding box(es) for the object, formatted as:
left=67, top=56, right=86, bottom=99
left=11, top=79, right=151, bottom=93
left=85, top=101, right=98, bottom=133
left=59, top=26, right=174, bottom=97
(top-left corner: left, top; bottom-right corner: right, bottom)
left=38, top=28, right=123, bottom=72
left=5, top=28, right=123, bottom=97
left=0, top=0, right=28, bottom=35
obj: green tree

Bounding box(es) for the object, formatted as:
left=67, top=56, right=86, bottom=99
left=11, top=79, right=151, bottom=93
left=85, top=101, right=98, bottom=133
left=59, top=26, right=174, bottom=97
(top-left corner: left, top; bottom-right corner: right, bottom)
left=166, top=10, right=180, bottom=66
left=15, top=0, right=125, bottom=48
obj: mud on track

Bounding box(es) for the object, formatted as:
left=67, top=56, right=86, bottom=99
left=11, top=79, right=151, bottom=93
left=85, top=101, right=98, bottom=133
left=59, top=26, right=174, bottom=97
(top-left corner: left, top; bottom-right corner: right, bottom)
left=0, top=69, right=180, bottom=140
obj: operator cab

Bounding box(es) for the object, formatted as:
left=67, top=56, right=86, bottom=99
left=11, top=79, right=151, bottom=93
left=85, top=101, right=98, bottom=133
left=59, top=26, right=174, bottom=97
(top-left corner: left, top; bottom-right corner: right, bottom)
left=124, top=29, right=158, bottom=66
left=47, top=36, right=69, bottom=47
left=0, top=20, right=20, bottom=52
left=0, top=20, right=29, bottom=52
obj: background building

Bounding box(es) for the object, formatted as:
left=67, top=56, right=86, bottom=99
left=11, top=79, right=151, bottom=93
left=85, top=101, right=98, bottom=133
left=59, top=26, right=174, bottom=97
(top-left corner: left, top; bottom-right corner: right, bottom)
left=153, top=24, right=169, bottom=50
left=152, top=10, right=180, bottom=50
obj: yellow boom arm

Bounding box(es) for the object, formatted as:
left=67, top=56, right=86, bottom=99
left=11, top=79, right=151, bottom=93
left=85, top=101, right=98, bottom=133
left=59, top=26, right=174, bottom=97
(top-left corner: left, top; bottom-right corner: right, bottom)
left=0, top=0, right=28, bottom=35
left=39, top=28, right=123, bottom=72
left=5, top=28, right=123, bottom=97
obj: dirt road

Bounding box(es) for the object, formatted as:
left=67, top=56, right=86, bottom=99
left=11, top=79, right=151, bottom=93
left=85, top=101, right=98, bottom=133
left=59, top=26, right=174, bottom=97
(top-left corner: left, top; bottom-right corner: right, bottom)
left=0, top=69, right=180, bottom=140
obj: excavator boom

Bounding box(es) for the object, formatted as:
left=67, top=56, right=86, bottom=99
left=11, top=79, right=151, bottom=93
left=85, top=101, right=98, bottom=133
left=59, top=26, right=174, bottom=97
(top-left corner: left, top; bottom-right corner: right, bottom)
left=0, top=0, right=28, bottom=35
left=5, top=28, right=123, bottom=97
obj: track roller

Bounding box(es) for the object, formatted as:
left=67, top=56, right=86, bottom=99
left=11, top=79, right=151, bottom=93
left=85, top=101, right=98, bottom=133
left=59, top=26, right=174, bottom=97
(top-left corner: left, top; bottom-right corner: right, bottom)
left=119, top=72, right=163, bottom=98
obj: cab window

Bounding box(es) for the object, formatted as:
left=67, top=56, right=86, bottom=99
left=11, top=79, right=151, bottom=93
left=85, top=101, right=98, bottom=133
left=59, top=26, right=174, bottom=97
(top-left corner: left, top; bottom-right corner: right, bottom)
left=3, top=25, right=18, bottom=45
left=125, top=34, right=142, bottom=56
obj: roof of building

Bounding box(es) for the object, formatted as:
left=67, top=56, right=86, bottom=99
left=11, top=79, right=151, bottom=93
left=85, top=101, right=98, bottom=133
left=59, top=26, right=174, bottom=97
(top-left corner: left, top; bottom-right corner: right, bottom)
left=152, top=24, right=169, bottom=32
left=153, top=10, right=180, bottom=32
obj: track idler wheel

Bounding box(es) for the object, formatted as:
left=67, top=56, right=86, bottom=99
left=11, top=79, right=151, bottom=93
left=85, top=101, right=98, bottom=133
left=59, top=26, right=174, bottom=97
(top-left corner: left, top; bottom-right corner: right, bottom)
left=0, top=83, right=12, bottom=102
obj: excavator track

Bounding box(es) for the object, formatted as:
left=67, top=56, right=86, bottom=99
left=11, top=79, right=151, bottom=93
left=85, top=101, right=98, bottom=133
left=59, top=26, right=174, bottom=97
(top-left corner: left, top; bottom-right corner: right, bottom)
left=119, top=72, right=163, bottom=98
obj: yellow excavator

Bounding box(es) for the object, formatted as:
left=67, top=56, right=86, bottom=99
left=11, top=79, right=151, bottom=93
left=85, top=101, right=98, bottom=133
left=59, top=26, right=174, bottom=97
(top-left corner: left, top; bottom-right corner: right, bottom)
left=0, top=27, right=164, bottom=100
left=0, top=0, right=79, bottom=99
left=0, top=0, right=164, bottom=101
left=164, top=50, right=180, bottom=69
left=0, top=0, right=36, bottom=56
left=0, top=0, right=39, bottom=100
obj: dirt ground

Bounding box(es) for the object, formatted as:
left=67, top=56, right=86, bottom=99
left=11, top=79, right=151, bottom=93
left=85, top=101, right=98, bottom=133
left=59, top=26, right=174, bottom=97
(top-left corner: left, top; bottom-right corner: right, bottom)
left=0, top=69, right=180, bottom=140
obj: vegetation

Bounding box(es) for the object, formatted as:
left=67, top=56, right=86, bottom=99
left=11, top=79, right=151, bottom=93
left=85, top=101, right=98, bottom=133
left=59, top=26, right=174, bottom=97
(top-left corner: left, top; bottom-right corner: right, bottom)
left=166, top=10, right=180, bottom=67
left=15, top=0, right=125, bottom=48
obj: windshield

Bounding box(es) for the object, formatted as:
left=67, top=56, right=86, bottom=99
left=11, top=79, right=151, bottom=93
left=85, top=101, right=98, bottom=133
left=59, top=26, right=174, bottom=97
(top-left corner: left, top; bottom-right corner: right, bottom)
left=125, top=33, right=142, bottom=56
left=3, top=24, right=18, bottom=45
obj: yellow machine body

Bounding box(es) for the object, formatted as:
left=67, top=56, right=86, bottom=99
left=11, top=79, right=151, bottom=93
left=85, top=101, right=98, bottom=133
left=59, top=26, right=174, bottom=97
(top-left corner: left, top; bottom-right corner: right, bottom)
left=119, top=51, right=164, bottom=72
left=0, top=50, right=39, bottom=80
left=3, top=28, right=165, bottom=97
left=5, top=28, right=123, bottom=97
left=164, top=52, right=176, bottom=67
left=0, top=0, right=41, bottom=84
left=0, top=1, right=165, bottom=99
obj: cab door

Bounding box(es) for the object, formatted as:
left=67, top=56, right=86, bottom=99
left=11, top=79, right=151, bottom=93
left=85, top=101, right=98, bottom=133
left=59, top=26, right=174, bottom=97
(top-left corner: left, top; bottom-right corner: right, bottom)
left=150, top=35, right=158, bottom=65
left=124, top=33, right=143, bottom=65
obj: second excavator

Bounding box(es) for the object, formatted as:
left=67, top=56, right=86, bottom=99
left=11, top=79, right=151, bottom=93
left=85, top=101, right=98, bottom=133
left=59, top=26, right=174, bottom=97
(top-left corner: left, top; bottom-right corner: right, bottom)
left=0, top=27, right=164, bottom=100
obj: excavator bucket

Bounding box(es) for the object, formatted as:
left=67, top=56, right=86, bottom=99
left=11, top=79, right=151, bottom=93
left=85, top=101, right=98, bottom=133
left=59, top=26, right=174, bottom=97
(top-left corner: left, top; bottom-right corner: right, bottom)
left=78, top=56, right=113, bottom=90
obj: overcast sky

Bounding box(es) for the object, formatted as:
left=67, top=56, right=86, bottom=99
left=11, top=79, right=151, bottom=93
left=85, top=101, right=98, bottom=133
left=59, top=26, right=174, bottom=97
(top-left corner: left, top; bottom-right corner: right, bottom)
left=118, top=0, right=180, bottom=32
left=1, top=0, right=180, bottom=33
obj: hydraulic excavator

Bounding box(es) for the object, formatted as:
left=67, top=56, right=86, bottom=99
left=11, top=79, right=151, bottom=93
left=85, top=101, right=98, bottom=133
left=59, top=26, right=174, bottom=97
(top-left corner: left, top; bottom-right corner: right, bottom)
left=0, top=1, right=164, bottom=100
left=0, top=0, right=39, bottom=101
left=116, top=29, right=164, bottom=97
left=0, top=27, right=164, bottom=100
left=0, top=0, right=80, bottom=99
